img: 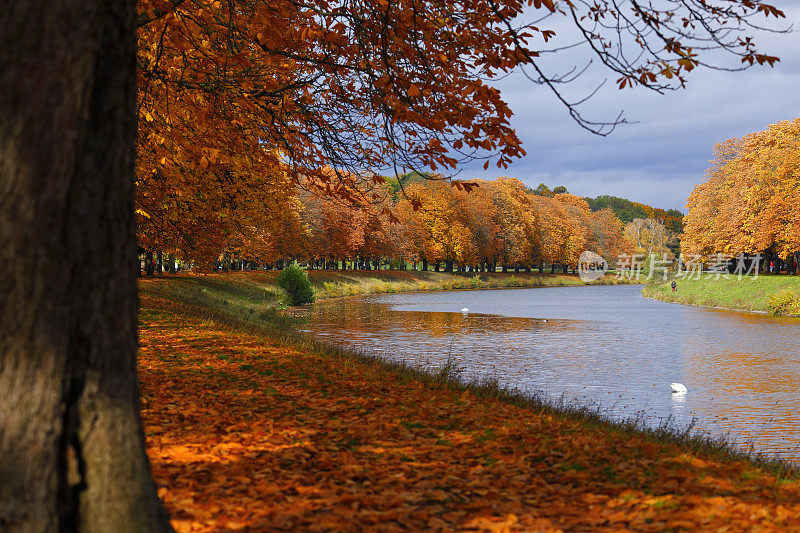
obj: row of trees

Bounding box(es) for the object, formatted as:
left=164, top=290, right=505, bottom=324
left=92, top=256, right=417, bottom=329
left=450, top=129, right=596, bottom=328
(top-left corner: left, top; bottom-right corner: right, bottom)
left=139, top=175, right=638, bottom=273
left=682, top=118, right=800, bottom=272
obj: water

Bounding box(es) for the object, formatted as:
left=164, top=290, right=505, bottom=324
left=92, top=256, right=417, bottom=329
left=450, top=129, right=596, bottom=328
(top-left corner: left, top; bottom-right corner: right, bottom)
left=298, top=285, right=800, bottom=460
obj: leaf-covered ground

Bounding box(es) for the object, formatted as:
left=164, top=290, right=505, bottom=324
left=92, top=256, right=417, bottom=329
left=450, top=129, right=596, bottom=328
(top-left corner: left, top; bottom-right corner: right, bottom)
left=139, top=296, right=800, bottom=532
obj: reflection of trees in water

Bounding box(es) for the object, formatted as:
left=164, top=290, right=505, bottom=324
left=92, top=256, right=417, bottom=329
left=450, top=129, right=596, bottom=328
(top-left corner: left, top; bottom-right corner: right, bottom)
left=302, top=300, right=589, bottom=391
left=307, top=300, right=580, bottom=338
left=679, top=313, right=800, bottom=455
left=301, top=296, right=800, bottom=459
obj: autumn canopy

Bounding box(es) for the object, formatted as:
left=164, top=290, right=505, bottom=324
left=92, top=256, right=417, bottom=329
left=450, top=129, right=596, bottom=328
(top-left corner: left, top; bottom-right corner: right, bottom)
left=135, top=0, right=786, bottom=267
left=683, top=117, right=800, bottom=270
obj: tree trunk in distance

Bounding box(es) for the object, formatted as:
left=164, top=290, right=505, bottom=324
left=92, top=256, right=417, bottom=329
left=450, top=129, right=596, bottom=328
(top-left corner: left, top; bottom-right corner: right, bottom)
left=145, top=251, right=155, bottom=276
left=0, top=2, right=172, bottom=531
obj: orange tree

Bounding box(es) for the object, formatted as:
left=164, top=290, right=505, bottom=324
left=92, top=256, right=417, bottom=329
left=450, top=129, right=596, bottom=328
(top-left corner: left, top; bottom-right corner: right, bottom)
left=135, top=0, right=787, bottom=267
left=0, top=0, right=789, bottom=529
left=683, top=118, right=800, bottom=271
left=485, top=177, right=540, bottom=271
left=395, top=180, right=478, bottom=271
left=395, top=178, right=629, bottom=273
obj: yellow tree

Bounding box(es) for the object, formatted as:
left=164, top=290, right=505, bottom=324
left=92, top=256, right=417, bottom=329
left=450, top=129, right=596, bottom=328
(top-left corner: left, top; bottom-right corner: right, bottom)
left=397, top=180, right=478, bottom=271
left=684, top=118, right=800, bottom=270
left=624, top=218, right=675, bottom=258
left=588, top=208, right=630, bottom=263
left=488, top=177, right=541, bottom=271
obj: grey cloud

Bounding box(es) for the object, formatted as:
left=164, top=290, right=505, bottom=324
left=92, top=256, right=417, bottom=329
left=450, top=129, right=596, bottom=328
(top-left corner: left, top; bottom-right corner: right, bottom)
left=458, top=7, right=800, bottom=211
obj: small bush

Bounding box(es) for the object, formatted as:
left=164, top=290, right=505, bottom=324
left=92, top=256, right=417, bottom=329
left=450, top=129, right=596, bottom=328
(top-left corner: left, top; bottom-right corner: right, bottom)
left=276, top=264, right=315, bottom=305
left=767, top=289, right=800, bottom=316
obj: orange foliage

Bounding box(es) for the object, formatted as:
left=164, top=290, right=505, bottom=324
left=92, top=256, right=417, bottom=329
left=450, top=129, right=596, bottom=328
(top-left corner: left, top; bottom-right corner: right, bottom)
left=394, top=179, right=629, bottom=270
left=684, top=118, right=800, bottom=262
left=140, top=291, right=800, bottom=532
left=135, top=0, right=539, bottom=262
left=137, top=170, right=629, bottom=270
left=301, top=189, right=396, bottom=264
left=133, top=0, right=785, bottom=268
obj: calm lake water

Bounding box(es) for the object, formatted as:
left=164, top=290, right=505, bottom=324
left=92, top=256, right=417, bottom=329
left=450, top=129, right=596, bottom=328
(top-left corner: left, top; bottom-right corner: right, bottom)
left=297, top=285, right=800, bottom=461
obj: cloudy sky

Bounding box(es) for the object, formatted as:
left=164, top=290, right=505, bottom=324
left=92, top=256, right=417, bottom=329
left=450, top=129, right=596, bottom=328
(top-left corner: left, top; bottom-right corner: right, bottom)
left=460, top=5, right=800, bottom=212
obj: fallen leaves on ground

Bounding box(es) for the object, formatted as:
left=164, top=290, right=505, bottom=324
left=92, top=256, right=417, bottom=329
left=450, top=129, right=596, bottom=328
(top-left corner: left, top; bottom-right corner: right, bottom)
left=139, top=298, right=800, bottom=532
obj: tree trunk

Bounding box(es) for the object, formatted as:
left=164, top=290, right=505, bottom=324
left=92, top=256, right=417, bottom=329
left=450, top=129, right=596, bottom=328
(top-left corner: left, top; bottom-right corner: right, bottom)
left=0, top=2, right=172, bottom=531
left=145, top=251, right=155, bottom=276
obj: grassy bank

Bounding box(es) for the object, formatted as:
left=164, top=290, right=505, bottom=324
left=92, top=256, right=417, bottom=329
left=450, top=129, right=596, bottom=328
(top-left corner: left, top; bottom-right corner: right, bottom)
left=305, top=270, right=633, bottom=298
left=140, top=269, right=634, bottom=310
left=140, top=275, right=800, bottom=532
left=643, top=274, right=800, bottom=316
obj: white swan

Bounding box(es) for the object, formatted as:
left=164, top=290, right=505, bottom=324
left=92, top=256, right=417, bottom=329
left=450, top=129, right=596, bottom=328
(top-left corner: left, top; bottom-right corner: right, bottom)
left=461, top=307, right=469, bottom=313
left=670, top=382, right=687, bottom=394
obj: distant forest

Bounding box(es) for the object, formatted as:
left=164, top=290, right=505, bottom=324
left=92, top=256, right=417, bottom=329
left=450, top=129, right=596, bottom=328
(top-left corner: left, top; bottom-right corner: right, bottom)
left=584, top=195, right=684, bottom=235
left=529, top=183, right=684, bottom=236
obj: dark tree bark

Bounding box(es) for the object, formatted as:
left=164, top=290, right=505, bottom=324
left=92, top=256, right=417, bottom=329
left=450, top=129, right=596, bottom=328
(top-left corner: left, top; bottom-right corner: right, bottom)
left=0, top=1, right=172, bottom=531
left=145, top=251, right=155, bottom=276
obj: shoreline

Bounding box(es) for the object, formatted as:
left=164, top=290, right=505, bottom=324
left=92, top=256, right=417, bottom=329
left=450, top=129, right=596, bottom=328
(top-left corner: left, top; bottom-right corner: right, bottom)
left=316, top=277, right=642, bottom=303
left=641, top=293, right=771, bottom=315
left=139, top=273, right=796, bottom=467
left=137, top=270, right=641, bottom=309
left=642, top=275, right=800, bottom=317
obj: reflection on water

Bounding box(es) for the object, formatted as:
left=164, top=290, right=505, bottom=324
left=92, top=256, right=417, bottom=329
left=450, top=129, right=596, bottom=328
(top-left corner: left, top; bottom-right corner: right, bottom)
left=298, top=285, right=800, bottom=461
